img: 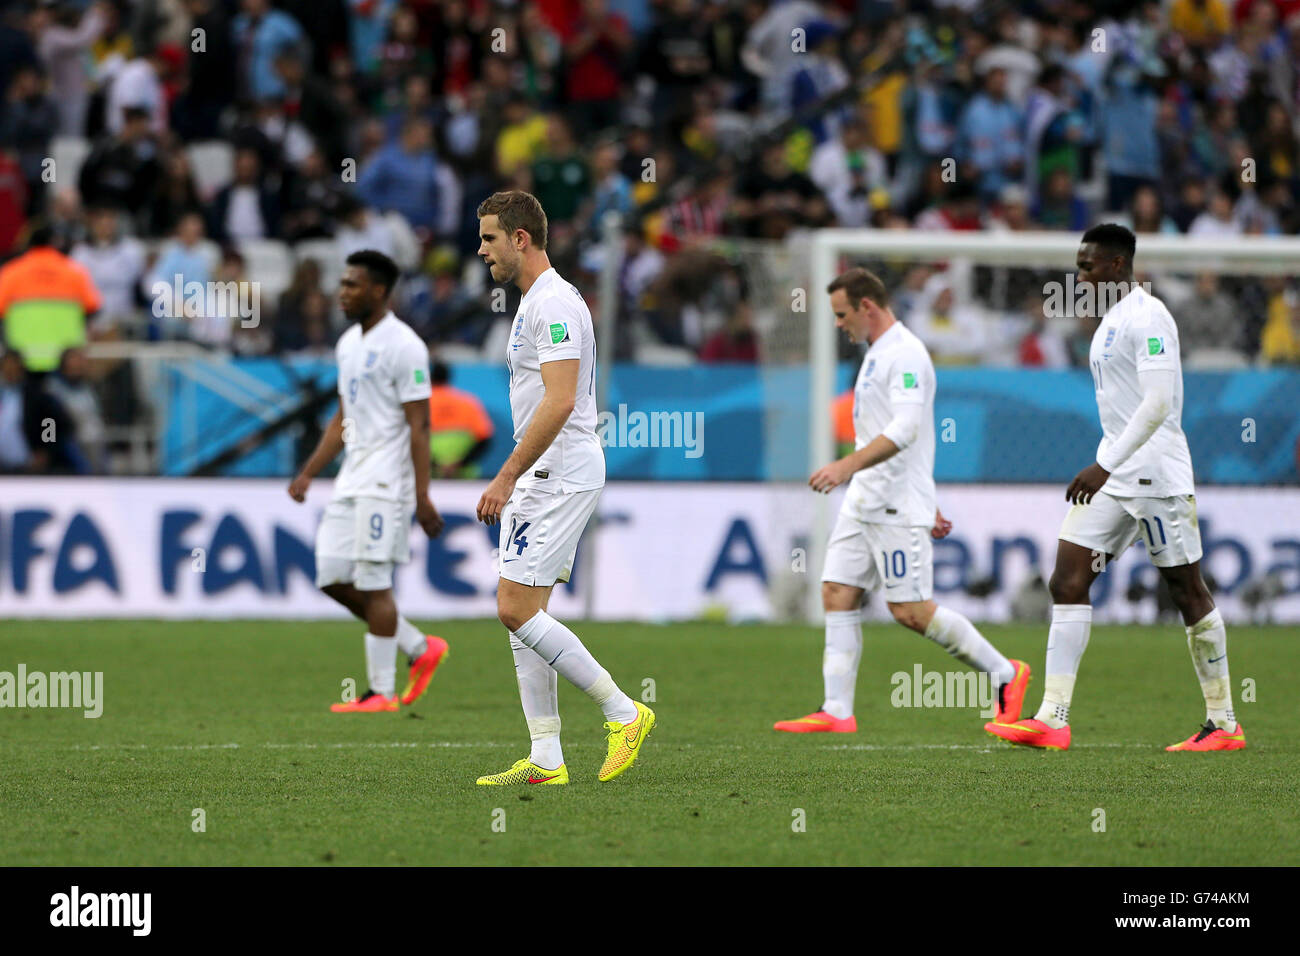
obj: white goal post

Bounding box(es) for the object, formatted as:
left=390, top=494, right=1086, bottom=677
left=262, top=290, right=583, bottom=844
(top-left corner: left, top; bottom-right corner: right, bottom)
left=805, top=229, right=1300, bottom=622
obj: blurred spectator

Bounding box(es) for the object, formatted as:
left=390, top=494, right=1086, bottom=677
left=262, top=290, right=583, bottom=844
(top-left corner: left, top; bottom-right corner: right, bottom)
left=70, top=204, right=145, bottom=334
left=44, top=346, right=106, bottom=471
left=0, top=225, right=101, bottom=372
left=786, top=19, right=849, bottom=144
left=562, top=0, right=633, bottom=136
left=335, top=196, right=419, bottom=272
left=273, top=259, right=333, bottom=353
left=357, top=116, right=457, bottom=239
left=33, top=0, right=108, bottom=136
left=145, top=210, right=210, bottom=338
left=281, top=151, right=346, bottom=241
left=958, top=67, right=1024, bottom=201
left=1170, top=0, right=1232, bottom=50
left=104, top=45, right=169, bottom=136
left=1260, top=285, right=1300, bottom=364
left=1188, top=189, right=1242, bottom=237
left=145, top=149, right=202, bottom=237
left=585, top=138, right=634, bottom=238
left=1032, top=167, right=1088, bottom=231
left=1102, top=55, right=1161, bottom=212
left=1016, top=295, right=1069, bottom=368
left=0, top=150, right=26, bottom=254
left=208, top=147, right=280, bottom=242
left=699, top=302, right=759, bottom=363
left=530, top=116, right=589, bottom=227
left=231, top=0, right=306, bottom=105
left=735, top=140, right=826, bottom=238
left=172, top=0, right=233, bottom=141
left=906, top=276, right=987, bottom=364
left=810, top=117, right=886, bottom=228
left=0, top=348, right=88, bottom=474
left=1116, top=185, right=1180, bottom=235
left=1176, top=272, right=1242, bottom=357
left=1, top=63, right=59, bottom=216
left=77, top=105, right=162, bottom=218
left=402, top=247, right=480, bottom=344
left=428, top=357, right=493, bottom=477
left=495, top=95, right=548, bottom=179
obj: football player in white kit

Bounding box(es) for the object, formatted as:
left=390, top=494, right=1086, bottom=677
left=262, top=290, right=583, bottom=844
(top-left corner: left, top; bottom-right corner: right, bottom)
left=288, top=250, right=450, bottom=713
left=774, top=268, right=1031, bottom=735
left=471, top=190, right=654, bottom=786
left=987, top=224, right=1244, bottom=752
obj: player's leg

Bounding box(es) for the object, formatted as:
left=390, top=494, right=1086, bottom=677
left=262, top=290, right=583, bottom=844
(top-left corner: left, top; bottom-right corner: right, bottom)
left=987, top=493, right=1133, bottom=749
left=882, top=525, right=1023, bottom=723
left=774, top=507, right=869, bottom=732
left=1142, top=495, right=1244, bottom=751
left=318, top=579, right=446, bottom=705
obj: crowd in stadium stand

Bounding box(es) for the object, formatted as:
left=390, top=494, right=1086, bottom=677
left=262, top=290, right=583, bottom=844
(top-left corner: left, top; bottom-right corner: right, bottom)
left=3, top=0, right=1300, bottom=472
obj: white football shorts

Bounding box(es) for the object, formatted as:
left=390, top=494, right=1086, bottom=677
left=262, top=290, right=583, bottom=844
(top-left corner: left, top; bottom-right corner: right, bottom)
left=1058, top=491, right=1202, bottom=567
left=315, top=496, right=411, bottom=591
left=821, top=504, right=933, bottom=603
left=498, top=486, right=600, bottom=587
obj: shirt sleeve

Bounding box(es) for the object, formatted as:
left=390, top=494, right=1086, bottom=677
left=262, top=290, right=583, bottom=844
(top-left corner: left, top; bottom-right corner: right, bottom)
left=532, top=294, right=583, bottom=364
left=393, top=335, right=432, bottom=404
left=887, top=346, right=930, bottom=409
left=1133, top=308, right=1179, bottom=373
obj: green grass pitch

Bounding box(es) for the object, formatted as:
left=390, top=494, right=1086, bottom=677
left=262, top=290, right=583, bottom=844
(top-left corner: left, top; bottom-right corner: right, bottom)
left=2, top=618, right=1297, bottom=866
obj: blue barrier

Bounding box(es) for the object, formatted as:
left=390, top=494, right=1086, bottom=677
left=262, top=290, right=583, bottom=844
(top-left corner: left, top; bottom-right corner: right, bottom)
left=163, top=360, right=1300, bottom=484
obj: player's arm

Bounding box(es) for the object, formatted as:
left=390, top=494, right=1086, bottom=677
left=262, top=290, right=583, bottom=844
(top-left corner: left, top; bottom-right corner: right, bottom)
left=1066, top=366, right=1174, bottom=503
left=403, top=398, right=444, bottom=538
left=288, top=406, right=345, bottom=501
left=1067, top=320, right=1178, bottom=504
left=477, top=358, right=578, bottom=524
left=810, top=358, right=927, bottom=493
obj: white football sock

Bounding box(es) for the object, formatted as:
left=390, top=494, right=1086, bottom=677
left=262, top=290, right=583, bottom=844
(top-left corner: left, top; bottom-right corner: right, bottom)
left=364, top=632, right=397, bottom=697
left=509, top=633, right=564, bottom=770
left=820, top=610, right=862, bottom=720
left=395, top=617, right=426, bottom=657
left=1186, top=608, right=1236, bottom=731
left=512, top=610, right=638, bottom=724
left=923, top=606, right=1015, bottom=685
left=1033, top=604, right=1091, bottom=728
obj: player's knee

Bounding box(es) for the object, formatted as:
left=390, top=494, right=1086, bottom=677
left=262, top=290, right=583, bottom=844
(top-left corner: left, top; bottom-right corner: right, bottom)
left=497, top=597, right=532, bottom=633
left=821, top=581, right=860, bottom=612
left=1048, top=570, right=1089, bottom=605
left=887, top=602, right=927, bottom=633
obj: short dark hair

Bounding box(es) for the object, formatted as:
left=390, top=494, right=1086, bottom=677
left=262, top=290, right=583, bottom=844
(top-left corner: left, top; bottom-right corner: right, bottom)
left=431, top=358, right=450, bottom=385
left=345, top=249, right=400, bottom=296
left=477, top=190, right=548, bottom=251
left=827, top=267, right=889, bottom=308
left=1082, top=222, right=1136, bottom=264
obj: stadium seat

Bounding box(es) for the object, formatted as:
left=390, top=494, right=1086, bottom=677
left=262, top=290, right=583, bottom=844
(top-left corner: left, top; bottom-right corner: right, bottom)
left=52, top=135, right=91, bottom=191
left=293, top=239, right=343, bottom=294
left=186, top=141, right=235, bottom=201
left=236, top=238, right=293, bottom=304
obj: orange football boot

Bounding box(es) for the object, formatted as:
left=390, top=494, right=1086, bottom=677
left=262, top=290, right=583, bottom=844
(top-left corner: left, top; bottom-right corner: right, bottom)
left=984, top=717, right=1070, bottom=750
left=773, top=710, right=858, bottom=733
left=993, top=660, right=1032, bottom=725
left=330, top=690, right=399, bottom=713
left=1166, top=721, right=1246, bottom=751
left=401, top=636, right=449, bottom=705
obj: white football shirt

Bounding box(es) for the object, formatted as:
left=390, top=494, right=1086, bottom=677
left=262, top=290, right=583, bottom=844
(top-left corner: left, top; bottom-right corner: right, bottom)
left=1088, top=285, right=1195, bottom=497
left=333, top=312, right=432, bottom=504
left=844, top=321, right=937, bottom=526
left=505, top=268, right=605, bottom=493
